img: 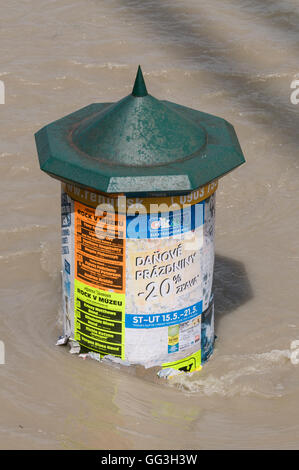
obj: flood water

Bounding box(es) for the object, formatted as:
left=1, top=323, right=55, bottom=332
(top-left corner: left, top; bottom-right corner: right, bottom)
left=0, top=0, right=299, bottom=449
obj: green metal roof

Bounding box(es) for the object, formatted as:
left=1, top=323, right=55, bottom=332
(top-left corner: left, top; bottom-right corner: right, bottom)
left=35, top=66, right=245, bottom=194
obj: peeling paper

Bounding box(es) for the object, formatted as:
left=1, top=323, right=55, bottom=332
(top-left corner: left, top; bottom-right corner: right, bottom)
left=69, top=340, right=81, bottom=354
left=55, top=335, right=69, bottom=346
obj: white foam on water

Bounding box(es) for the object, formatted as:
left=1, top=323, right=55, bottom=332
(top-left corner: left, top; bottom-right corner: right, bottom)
left=69, top=60, right=128, bottom=70
left=169, top=349, right=293, bottom=397
left=0, top=248, right=41, bottom=261
left=0, top=152, right=14, bottom=159
left=0, top=224, right=48, bottom=235
left=249, top=72, right=291, bottom=82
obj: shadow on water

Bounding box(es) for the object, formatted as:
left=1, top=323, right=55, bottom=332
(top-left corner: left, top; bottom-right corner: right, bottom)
left=115, top=0, right=299, bottom=154
left=230, top=0, right=299, bottom=36
left=213, top=254, right=253, bottom=332
left=129, top=254, right=253, bottom=381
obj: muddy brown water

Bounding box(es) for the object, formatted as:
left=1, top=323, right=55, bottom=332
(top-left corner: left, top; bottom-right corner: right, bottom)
left=0, top=0, right=299, bottom=449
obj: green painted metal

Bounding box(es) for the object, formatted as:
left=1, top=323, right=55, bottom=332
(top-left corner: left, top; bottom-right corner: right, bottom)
left=35, top=66, right=245, bottom=194
left=132, top=65, right=148, bottom=97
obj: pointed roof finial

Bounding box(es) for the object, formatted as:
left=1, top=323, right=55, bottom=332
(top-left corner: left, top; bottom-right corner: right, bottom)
left=132, top=65, right=148, bottom=97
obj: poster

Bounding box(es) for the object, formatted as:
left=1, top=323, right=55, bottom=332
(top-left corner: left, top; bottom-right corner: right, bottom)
left=61, top=183, right=217, bottom=370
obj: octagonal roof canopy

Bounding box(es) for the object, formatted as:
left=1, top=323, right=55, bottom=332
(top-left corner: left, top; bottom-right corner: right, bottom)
left=35, top=66, right=245, bottom=195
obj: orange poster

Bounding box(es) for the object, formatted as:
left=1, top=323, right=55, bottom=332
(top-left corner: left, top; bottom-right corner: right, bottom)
left=74, top=201, right=125, bottom=293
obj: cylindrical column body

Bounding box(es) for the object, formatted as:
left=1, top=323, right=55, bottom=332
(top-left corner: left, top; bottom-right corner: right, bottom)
left=60, top=181, right=217, bottom=372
